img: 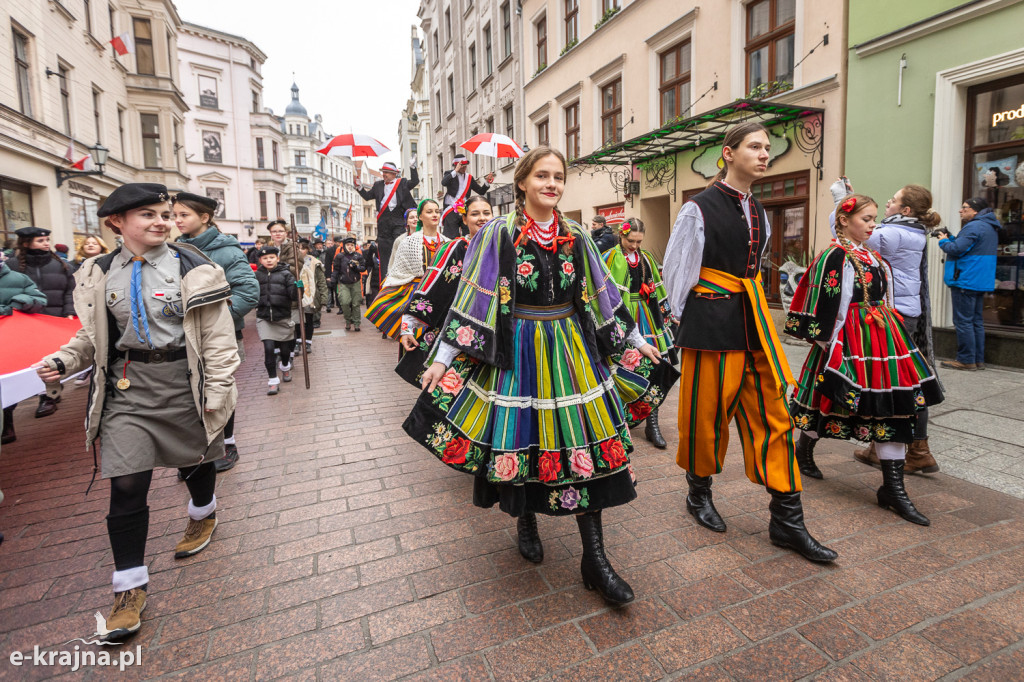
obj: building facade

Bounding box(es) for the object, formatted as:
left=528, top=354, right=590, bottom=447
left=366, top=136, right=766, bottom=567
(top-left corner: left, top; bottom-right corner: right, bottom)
left=178, top=22, right=284, bottom=246
left=845, top=0, right=1024, bottom=367
left=355, top=160, right=382, bottom=241
left=278, top=83, right=361, bottom=239
left=1, top=0, right=188, bottom=253
left=419, top=0, right=526, bottom=215
left=521, top=0, right=846, bottom=305
left=398, top=26, right=435, bottom=202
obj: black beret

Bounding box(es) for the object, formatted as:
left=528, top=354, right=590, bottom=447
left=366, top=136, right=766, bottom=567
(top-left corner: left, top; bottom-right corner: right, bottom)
left=15, top=226, right=51, bottom=239
left=258, top=245, right=280, bottom=257
left=297, top=238, right=311, bottom=247
left=172, top=192, right=219, bottom=212
left=342, top=236, right=357, bottom=245
left=98, top=183, right=169, bottom=217
left=267, top=219, right=287, bottom=230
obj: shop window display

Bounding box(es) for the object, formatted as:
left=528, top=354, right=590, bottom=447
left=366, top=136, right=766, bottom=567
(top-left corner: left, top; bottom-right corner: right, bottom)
left=966, top=75, right=1024, bottom=329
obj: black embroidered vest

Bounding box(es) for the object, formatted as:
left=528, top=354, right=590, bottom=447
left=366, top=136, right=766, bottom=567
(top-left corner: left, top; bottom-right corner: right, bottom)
left=675, top=182, right=768, bottom=351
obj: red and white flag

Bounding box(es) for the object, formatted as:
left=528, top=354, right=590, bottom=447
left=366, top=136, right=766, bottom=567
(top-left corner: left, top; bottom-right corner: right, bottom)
left=110, top=32, right=134, bottom=56
left=72, top=155, right=93, bottom=171
left=64, top=141, right=75, bottom=164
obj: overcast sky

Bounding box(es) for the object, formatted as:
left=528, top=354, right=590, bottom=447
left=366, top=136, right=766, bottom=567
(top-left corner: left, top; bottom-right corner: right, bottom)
left=173, top=1, right=422, bottom=169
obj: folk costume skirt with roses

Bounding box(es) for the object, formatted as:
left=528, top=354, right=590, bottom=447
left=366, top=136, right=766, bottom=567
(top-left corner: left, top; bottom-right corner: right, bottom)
left=787, top=256, right=943, bottom=444
left=403, top=226, right=641, bottom=517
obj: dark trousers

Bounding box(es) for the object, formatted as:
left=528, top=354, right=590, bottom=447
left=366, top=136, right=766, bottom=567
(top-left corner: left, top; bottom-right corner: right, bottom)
left=950, top=288, right=986, bottom=364
left=441, top=211, right=465, bottom=239
left=263, top=339, right=295, bottom=378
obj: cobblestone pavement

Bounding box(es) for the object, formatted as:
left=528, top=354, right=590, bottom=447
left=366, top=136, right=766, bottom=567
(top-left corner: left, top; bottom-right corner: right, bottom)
left=1, top=310, right=1024, bottom=680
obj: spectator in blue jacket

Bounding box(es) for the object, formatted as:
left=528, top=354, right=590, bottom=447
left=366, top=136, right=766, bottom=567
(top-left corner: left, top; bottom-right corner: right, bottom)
left=936, top=196, right=1000, bottom=370
left=173, top=193, right=259, bottom=471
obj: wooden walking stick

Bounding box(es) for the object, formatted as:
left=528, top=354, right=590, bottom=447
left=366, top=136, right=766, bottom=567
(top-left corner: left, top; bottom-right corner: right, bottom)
left=289, top=214, right=312, bottom=389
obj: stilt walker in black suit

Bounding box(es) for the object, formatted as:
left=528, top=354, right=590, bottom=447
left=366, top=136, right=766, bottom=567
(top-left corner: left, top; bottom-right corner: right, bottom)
left=439, top=154, right=494, bottom=239
left=354, top=160, right=419, bottom=279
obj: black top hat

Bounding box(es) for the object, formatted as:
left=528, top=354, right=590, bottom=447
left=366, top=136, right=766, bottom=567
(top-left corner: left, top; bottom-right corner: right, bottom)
left=172, top=192, right=219, bottom=212
left=14, top=226, right=51, bottom=239
left=97, top=183, right=169, bottom=217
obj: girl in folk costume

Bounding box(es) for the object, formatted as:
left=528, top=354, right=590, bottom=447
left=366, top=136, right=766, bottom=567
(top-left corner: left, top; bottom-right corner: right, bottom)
left=786, top=194, right=943, bottom=526
left=397, top=196, right=493, bottom=386
left=602, top=218, right=680, bottom=449
left=403, top=147, right=662, bottom=605
left=35, top=183, right=239, bottom=642
left=366, top=199, right=448, bottom=340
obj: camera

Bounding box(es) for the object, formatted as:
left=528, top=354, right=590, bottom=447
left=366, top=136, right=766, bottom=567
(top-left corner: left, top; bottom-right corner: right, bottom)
left=930, top=228, right=949, bottom=238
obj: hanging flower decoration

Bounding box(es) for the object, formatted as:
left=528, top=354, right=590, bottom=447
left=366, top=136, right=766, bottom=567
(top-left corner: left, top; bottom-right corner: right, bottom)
left=839, top=196, right=857, bottom=214
left=455, top=199, right=466, bottom=215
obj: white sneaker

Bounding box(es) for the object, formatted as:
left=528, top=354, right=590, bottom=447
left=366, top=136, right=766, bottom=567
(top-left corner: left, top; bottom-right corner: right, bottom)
left=267, top=379, right=280, bottom=395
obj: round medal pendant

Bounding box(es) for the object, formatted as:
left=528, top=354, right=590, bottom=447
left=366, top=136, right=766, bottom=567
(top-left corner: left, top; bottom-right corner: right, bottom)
left=116, top=378, right=131, bottom=390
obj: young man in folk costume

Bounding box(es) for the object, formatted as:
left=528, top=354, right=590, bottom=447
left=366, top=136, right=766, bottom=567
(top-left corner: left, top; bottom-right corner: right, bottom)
left=663, top=121, right=837, bottom=564
left=439, top=154, right=494, bottom=239
left=354, top=160, right=419, bottom=280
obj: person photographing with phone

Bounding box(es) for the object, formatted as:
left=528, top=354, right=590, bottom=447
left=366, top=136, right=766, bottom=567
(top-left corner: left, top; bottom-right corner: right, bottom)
left=935, top=197, right=1000, bottom=371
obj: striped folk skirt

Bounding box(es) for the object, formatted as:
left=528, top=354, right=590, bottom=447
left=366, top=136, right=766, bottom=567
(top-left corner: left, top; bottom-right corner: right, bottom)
left=365, top=278, right=420, bottom=339
left=403, top=304, right=638, bottom=516
left=790, top=301, right=943, bottom=444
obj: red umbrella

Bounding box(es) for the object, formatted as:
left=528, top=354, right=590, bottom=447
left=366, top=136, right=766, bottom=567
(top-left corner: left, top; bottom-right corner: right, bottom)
left=316, top=133, right=390, bottom=158
left=460, top=133, right=524, bottom=159
left=0, top=311, right=83, bottom=407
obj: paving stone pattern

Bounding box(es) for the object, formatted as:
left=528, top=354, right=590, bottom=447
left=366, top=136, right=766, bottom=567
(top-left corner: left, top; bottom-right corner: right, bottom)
left=2, top=311, right=1024, bottom=680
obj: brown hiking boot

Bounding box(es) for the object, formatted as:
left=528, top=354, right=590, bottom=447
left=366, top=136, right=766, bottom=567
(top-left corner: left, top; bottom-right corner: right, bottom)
left=905, top=439, right=939, bottom=474
left=174, top=515, right=217, bottom=558
left=854, top=441, right=880, bottom=468
left=103, top=586, right=147, bottom=642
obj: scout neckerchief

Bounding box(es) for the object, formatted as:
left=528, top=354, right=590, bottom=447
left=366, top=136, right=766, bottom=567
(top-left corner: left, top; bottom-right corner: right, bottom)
left=377, top=178, right=403, bottom=221
left=441, top=174, right=474, bottom=222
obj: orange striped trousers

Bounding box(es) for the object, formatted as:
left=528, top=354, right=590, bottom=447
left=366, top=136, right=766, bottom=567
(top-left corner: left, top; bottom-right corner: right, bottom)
left=676, top=348, right=801, bottom=493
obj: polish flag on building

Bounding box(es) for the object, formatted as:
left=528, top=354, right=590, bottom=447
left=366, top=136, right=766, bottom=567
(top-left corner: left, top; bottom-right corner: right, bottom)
left=110, top=32, right=134, bottom=56
left=63, top=141, right=92, bottom=170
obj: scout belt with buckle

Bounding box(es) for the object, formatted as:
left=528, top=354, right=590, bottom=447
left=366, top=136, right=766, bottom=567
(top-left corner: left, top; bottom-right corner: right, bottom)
left=118, top=348, right=188, bottom=363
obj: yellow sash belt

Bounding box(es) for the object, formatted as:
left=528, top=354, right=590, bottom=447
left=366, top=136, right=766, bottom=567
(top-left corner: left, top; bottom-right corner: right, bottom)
left=692, top=267, right=795, bottom=394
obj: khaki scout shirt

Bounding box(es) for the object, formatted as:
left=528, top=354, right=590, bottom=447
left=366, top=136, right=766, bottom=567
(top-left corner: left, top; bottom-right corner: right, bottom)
left=105, top=243, right=186, bottom=351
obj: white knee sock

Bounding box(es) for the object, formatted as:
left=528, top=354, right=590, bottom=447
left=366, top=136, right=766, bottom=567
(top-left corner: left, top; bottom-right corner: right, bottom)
left=876, top=441, right=905, bottom=460
left=112, top=566, right=149, bottom=592
left=187, top=494, right=217, bottom=521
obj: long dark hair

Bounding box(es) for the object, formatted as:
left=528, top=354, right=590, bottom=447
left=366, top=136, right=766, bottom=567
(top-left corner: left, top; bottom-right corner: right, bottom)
left=513, top=145, right=573, bottom=254
left=714, top=121, right=770, bottom=183
left=16, top=235, right=67, bottom=274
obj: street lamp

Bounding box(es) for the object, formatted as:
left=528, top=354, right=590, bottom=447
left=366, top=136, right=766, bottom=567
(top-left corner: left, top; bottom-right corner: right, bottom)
left=56, top=141, right=110, bottom=187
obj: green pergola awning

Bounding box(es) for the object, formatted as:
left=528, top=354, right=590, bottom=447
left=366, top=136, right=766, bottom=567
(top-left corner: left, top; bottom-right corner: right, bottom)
left=572, top=99, right=825, bottom=167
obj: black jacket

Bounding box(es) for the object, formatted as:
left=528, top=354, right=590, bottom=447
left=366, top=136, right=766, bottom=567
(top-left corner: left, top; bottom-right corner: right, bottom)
left=331, top=249, right=366, bottom=285
left=16, top=249, right=75, bottom=317
left=591, top=227, right=619, bottom=254
left=440, top=170, right=490, bottom=205
left=255, top=263, right=297, bottom=321
left=321, top=244, right=339, bottom=277
left=356, top=167, right=420, bottom=232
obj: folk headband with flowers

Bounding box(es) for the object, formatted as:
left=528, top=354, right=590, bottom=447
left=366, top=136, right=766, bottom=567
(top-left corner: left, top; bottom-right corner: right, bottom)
left=454, top=199, right=466, bottom=215
left=619, top=220, right=633, bottom=236
left=839, top=196, right=858, bottom=214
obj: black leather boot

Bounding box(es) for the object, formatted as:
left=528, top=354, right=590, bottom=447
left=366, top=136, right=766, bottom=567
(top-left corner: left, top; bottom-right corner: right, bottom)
left=768, top=489, right=838, bottom=563
left=516, top=512, right=543, bottom=563
left=877, top=459, right=930, bottom=526
left=576, top=511, right=634, bottom=606
left=1, top=406, right=14, bottom=445
left=35, top=395, right=59, bottom=418
left=794, top=432, right=823, bottom=479
left=644, top=408, right=667, bottom=449
left=685, top=472, right=726, bottom=532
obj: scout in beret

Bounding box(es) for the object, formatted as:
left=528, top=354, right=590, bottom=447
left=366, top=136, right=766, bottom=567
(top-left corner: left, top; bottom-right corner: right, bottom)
left=14, top=226, right=52, bottom=239
left=36, top=180, right=239, bottom=642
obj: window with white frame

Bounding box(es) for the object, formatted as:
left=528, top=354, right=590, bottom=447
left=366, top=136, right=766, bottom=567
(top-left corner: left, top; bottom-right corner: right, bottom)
left=746, top=0, right=795, bottom=94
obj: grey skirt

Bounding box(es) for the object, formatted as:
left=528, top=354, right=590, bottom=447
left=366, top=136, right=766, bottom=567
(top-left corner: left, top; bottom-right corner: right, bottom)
left=256, top=317, right=294, bottom=342
left=99, top=356, right=222, bottom=478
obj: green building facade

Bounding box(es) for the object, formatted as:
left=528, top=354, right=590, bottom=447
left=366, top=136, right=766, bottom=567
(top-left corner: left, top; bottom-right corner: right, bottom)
left=846, top=0, right=1024, bottom=367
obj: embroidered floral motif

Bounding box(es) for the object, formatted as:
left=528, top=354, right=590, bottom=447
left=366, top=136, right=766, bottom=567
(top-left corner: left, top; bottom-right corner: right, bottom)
left=445, top=320, right=485, bottom=350
left=599, top=438, right=628, bottom=468
left=823, top=270, right=841, bottom=296
left=807, top=321, right=822, bottom=339
left=558, top=254, right=576, bottom=289
left=855, top=425, right=871, bottom=441
left=441, top=437, right=471, bottom=464
left=549, top=486, right=590, bottom=511
left=418, top=329, right=437, bottom=353
left=412, top=299, right=433, bottom=313
left=438, top=369, right=464, bottom=395
left=793, top=413, right=812, bottom=430
left=538, top=450, right=562, bottom=482
left=443, top=261, right=463, bottom=282
left=785, top=316, right=799, bottom=331
left=914, top=392, right=926, bottom=408
left=493, top=452, right=521, bottom=482
left=610, top=319, right=626, bottom=345
left=843, top=390, right=859, bottom=410
left=619, top=347, right=642, bottom=371
left=824, top=420, right=849, bottom=439
left=568, top=449, right=594, bottom=478
left=427, top=423, right=455, bottom=453
left=515, top=253, right=539, bottom=291
left=628, top=401, right=651, bottom=421
left=873, top=423, right=895, bottom=441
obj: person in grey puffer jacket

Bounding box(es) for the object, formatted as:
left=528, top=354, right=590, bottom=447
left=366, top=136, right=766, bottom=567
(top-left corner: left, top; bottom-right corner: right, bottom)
left=173, top=193, right=258, bottom=472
